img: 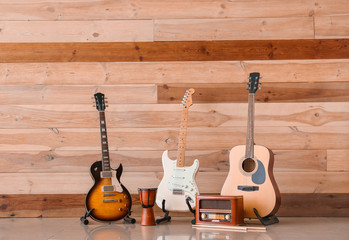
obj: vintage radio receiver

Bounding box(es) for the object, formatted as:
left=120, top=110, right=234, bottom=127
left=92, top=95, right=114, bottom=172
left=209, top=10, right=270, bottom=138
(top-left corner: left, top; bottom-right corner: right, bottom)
left=195, top=195, right=244, bottom=226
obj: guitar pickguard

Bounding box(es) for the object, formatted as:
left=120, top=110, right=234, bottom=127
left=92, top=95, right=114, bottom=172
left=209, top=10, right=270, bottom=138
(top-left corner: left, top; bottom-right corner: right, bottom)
left=167, top=161, right=199, bottom=198
left=252, top=160, right=266, bottom=185
left=156, top=150, right=200, bottom=211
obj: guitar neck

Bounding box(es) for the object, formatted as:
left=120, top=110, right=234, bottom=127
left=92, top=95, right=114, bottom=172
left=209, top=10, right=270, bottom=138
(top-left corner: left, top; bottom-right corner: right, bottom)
left=176, top=107, right=189, bottom=168
left=245, top=94, right=255, bottom=159
left=99, top=111, right=111, bottom=171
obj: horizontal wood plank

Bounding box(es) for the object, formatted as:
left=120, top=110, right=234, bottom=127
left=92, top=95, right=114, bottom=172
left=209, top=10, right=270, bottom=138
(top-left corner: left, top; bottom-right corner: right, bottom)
left=1, top=193, right=349, bottom=217
left=0, top=149, right=326, bottom=173
left=158, top=83, right=349, bottom=103
left=0, top=20, right=153, bottom=42
left=0, top=0, right=317, bottom=20
left=154, top=17, right=314, bottom=41
left=327, top=150, right=349, bottom=171
left=2, top=59, right=349, bottom=84
left=315, top=16, right=349, bottom=39
left=1, top=40, right=349, bottom=63
left=0, top=126, right=347, bottom=151
left=314, top=0, right=349, bottom=16
left=0, top=171, right=348, bottom=194
left=1, top=0, right=347, bottom=21
left=0, top=85, right=157, bottom=104
left=0, top=102, right=348, bottom=128
left=278, top=193, right=349, bottom=217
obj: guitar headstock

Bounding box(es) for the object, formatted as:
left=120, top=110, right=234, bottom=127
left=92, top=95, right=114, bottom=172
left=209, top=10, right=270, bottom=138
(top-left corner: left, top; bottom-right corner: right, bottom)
left=247, top=72, right=261, bottom=94
left=180, top=88, right=195, bottom=108
left=93, top=92, right=107, bottom=111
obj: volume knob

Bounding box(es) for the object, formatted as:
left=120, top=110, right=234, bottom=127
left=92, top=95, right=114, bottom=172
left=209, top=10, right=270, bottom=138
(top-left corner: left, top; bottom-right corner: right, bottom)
left=225, top=214, right=231, bottom=220
left=201, top=213, right=207, bottom=219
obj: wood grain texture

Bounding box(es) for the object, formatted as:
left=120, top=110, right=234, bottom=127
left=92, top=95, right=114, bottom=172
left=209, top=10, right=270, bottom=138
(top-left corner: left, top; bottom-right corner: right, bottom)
left=2, top=59, right=349, bottom=84
left=315, top=16, right=349, bottom=39
left=1, top=193, right=349, bottom=217
left=1, top=0, right=346, bottom=21
left=327, top=150, right=349, bottom=171
left=278, top=193, right=349, bottom=217
left=0, top=126, right=347, bottom=151
left=314, top=0, right=349, bottom=17
left=0, top=20, right=153, bottom=42
left=0, top=149, right=326, bottom=173
left=158, top=83, right=349, bottom=103
left=0, top=171, right=348, bottom=194
left=0, top=85, right=157, bottom=104
left=154, top=17, right=314, bottom=41
left=1, top=40, right=349, bottom=63
left=0, top=102, right=348, bottom=128
left=0, top=0, right=316, bottom=20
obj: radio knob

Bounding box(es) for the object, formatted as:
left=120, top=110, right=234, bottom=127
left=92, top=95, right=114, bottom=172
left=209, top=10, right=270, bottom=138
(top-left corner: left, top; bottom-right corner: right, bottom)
left=201, top=213, right=207, bottom=219
left=225, top=214, right=231, bottom=220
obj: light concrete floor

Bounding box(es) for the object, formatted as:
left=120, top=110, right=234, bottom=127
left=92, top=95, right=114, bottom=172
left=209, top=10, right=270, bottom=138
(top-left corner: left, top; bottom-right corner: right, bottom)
left=0, top=217, right=348, bottom=240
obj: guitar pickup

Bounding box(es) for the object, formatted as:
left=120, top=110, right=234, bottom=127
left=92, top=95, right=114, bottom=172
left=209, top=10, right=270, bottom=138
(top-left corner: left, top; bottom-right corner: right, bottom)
left=172, top=189, right=184, bottom=195
left=100, top=171, right=113, bottom=178
left=102, top=185, right=115, bottom=192
left=103, top=199, right=117, bottom=203
left=237, top=186, right=259, bottom=191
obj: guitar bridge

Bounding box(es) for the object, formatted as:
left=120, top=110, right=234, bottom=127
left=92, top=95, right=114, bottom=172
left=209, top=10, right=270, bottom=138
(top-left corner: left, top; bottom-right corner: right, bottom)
left=237, top=186, right=259, bottom=191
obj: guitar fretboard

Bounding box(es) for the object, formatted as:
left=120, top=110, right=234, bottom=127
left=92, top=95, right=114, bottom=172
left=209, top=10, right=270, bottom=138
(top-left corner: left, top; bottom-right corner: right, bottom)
left=99, top=111, right=111, bottom=171
left=176, top=107, right=189, bottom=168
left=245, top=94, right=255, bottom=159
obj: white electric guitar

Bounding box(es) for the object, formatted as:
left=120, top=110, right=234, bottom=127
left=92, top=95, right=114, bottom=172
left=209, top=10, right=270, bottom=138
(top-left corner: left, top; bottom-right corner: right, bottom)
left=156, top=89, right=200, bottom=211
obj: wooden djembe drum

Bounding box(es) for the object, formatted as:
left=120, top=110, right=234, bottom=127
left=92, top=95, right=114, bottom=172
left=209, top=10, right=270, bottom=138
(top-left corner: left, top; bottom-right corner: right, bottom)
left=138, top=188, right=157, bottom=226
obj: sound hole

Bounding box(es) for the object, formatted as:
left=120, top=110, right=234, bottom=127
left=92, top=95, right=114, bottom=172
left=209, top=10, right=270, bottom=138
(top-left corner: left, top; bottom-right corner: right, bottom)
left=242, top=158, right=256, bottom=173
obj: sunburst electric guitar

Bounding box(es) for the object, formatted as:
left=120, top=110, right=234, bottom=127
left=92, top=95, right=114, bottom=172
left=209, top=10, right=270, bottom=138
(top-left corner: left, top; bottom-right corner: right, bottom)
left=221, top=73, right=281, bottom=219
left=156, top=89, right=200, bottom=211
left=85, top=92, right=132, bottom=222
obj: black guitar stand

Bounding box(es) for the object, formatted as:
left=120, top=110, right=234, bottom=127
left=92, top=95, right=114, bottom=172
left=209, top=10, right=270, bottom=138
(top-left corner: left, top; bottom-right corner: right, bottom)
left=123, top=208, right=136, bottom=224
left=156, top=200, right=171, bottom=224
left=253, top=208, right=279, bottom=226
left=185, top=197, right=196, bottom=225
left=80, top=208, right=94, bottom=225
left=80, top=207, right=136, bottom=225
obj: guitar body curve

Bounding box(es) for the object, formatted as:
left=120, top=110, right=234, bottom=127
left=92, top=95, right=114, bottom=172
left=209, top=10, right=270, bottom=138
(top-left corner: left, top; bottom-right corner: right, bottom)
left=85, top=161, right=132, bottom=222
left=221, top=145, right=280, bottom=218
left=156, top=150, right=199, bottom=211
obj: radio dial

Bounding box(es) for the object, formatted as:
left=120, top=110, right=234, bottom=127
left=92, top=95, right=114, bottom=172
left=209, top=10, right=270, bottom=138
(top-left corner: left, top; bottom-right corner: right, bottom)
left=201, top=213, right=207, bottom=219
left=225, top=214, right=231, bottom=220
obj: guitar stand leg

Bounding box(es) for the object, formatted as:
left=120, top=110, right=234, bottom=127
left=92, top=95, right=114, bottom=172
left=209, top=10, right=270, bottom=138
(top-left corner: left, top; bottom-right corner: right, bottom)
left=185, top=197, right=196, bottom=225
left=156, top=199, right=171, bottom=224
left=253, top=208, right=279, bottom=226
left=123, top=208, right=136, bottom=224
left=80, top=208, right=94, bottom=225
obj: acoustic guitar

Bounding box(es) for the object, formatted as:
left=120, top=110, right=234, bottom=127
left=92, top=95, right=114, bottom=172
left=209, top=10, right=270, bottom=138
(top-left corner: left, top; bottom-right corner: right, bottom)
left=85, top=92, right=132, bottom=222
left=156, top=89, right=200, bottom=211
left=221, top=73, right=281, bottom=219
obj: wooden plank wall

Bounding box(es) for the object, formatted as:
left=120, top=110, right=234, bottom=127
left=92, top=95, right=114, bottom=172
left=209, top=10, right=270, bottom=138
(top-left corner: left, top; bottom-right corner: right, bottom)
left=0, top=0, right=349, bottom=218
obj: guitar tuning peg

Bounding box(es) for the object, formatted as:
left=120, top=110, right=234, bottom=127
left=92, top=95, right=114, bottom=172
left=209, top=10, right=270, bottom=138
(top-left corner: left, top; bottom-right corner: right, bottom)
left=91, top=97, right=94, bottom=99
left=260, top=77, right=263, bottom=79
left=106, top=104, right=109, bottom=107
left=258, top=87, right=261, bottom=90
left=105, top=101, right=109, bottom=104
left=93, top=105, right=96, bottom=107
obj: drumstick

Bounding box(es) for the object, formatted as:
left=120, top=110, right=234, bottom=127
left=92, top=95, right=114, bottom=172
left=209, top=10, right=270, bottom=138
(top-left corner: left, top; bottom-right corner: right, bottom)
left=192, top=224, right=266, bottom=232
